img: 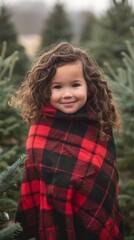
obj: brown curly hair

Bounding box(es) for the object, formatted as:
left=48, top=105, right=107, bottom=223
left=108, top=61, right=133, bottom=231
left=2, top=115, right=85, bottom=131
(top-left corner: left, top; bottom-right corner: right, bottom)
left=9, top=42, right=121, bottom=139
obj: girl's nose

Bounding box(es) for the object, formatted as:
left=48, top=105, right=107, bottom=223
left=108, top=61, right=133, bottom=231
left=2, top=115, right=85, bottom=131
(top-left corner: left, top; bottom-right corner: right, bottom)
left=62, top=88, right=73, bottom=98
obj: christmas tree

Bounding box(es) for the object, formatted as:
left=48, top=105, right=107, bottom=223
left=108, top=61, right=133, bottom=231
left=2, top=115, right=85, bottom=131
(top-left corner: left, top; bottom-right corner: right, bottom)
left=80, top=0, right=134, bottom=70
left=104, top=27, right=134, bottom=238
left=0, top=155, right=25, bottom=240
left=40, top=2, right=73, bottom=49
left=0, top=4, right=30, bottom=82
left=0, top=42, right=27, bottom=171
left=0, top=42, right=26, bottom=239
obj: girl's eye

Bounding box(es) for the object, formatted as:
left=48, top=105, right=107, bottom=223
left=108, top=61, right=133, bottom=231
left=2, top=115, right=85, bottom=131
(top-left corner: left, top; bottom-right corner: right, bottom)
left=72, top=83, right=81, bottom=87
left=52, top=85, right=62, bottom=89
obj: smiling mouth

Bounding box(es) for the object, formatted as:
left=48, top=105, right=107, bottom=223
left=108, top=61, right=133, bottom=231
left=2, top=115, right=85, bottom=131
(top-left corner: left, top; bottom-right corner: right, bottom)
left=62, top=101, right=76, bottom=105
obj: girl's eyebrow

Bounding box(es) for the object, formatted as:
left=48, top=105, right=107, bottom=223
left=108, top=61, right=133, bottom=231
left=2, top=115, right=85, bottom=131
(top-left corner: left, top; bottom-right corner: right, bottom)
left=72, top=80, right=83, bottom=82
left=52, top=80, right=83, bottom=84
left=51, top=82, right=61, bottom=85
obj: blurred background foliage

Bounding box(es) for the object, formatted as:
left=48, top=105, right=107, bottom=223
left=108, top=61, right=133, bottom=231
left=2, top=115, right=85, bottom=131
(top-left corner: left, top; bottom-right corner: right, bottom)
left=0, top=42, right=26, bottom=238
left=0, top=5, right=30, bottom=85
left=0, top=0, right=133, bottom=238
left=104, top=27, right=134, bottom=237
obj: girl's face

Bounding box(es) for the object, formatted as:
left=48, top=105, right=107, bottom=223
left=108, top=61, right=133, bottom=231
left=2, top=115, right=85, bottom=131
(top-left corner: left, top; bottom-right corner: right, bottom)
left=50, top=61, right=88, bottom=114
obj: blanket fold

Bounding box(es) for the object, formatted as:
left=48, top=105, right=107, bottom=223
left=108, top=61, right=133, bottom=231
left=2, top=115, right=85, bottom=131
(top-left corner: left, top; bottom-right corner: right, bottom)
left=16, top=104, right=124, bottom=240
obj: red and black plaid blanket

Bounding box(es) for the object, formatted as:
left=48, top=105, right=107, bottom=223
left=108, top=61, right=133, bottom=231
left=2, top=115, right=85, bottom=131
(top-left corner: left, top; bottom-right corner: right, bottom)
left=16, top=104, right=124, bottom=240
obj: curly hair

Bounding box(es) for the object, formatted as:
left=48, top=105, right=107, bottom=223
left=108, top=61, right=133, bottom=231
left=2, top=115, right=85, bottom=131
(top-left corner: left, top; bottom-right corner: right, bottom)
left=9, top=42, right=121, bottom=139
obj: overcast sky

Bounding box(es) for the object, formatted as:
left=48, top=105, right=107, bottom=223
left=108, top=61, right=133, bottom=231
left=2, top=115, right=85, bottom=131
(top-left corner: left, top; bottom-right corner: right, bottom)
left=4, top=0, right=134, bottom=14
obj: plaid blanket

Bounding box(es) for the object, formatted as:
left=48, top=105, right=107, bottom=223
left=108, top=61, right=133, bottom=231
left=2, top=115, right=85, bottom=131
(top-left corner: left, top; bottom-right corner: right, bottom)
left=16, top=104, right=124, bottom=240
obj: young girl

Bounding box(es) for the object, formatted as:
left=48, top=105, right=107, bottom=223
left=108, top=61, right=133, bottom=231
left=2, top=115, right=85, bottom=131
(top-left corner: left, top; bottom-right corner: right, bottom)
left=10, top=42, right=124, bottom=240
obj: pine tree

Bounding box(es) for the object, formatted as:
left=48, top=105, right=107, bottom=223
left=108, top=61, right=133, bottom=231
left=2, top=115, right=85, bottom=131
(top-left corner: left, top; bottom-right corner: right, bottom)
left=40, top=3, right=73, bottom=49
left=0, top=42, right=27, bottom=171
left=81, top=0, right=134, bottom=70
left=104, top=27, right=134, bottom=237
left=0, top=155, right=25, bottom=240
left=0, top=4, right=30, bottom=82
left=0, top=43, right=27, bottom=239
left=79, top=11, right=98, bottom=43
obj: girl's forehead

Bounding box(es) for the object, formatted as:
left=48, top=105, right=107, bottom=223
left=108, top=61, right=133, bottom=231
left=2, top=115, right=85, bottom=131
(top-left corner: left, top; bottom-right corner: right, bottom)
left=51, top=61, right=85, bottom=83
left=55, top=61, right=83, bottom=74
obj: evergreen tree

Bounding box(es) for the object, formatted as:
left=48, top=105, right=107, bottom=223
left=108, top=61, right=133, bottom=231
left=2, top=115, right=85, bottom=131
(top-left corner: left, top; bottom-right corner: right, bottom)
left=104, top=28, right=134, bottom=237
left=81, top=0, right=134, bottom=69
left=0, top=155, right=25, bottom=240
left=0, top=4, right=30, bottom=82
left=0, top=42, right=27, bottom=170
left=80, top=11, right=98, bottom=43
left=0, top=43, right=26, bottom=239
left=40, top=3, right=73, bottom=49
